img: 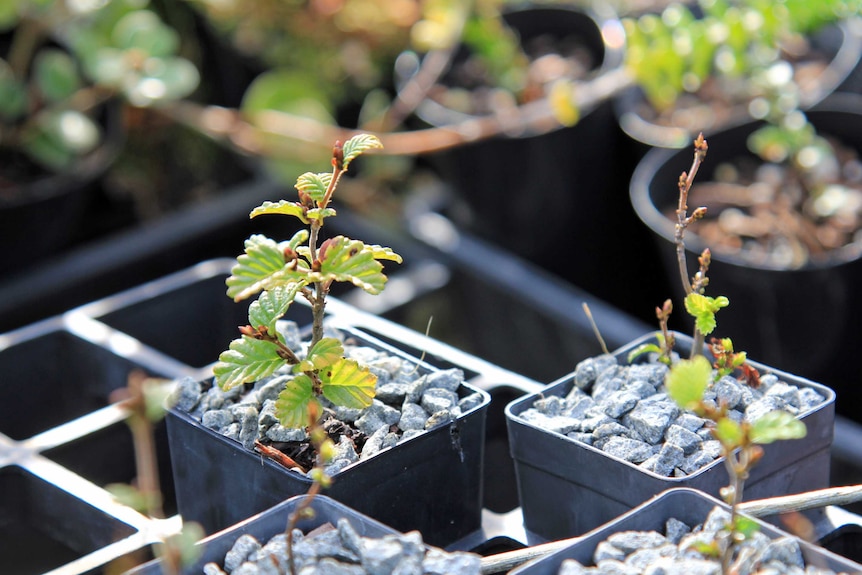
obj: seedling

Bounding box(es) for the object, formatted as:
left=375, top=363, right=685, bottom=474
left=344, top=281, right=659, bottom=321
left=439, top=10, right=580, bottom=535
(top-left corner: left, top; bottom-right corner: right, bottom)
left=107, top=372, right=204, bottom=575
left=657, top=136, right=807, bottom=574
left=213, top=133, right=402, bottom=429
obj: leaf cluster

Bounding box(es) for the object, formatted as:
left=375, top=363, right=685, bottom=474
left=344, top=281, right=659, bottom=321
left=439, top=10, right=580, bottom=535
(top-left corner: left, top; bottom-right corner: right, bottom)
left=0, top=0, right=199, bottom=172
left=213, top=134, right=402, bottom=430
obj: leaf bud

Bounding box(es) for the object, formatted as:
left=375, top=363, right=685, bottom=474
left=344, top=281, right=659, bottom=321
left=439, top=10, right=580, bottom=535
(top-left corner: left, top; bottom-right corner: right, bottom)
left=332, top=140, right=344, bottom=170
left=239, top=325, right=256, bottom=337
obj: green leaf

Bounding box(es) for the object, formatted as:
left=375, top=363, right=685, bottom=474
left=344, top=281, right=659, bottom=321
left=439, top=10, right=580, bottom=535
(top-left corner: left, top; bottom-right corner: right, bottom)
left=627, top=343, right=663, bottom=364
left=226, top=235, right=287, bottom=301
left=341, top=134, right=383, bottom=170
left=248, top=284, right=303, bottom=334
left=320, top=358, right=376, bottom=409
left=295, top=337, right=343, bottom=373
left=313, top=236, right=399, bottom=295
left=213, top=336, right=285, bottom=390
left=750, top=411, right=807, bottom=444
left=0, top=63, right=27, bottom=121
left=34, top=49, right=81, bottom=103
left=251, top=200, right=308, bottom=223
left=363, top=243, right=403, bottom=263
left=714, top=417, right=744, bottom=448
left=685, top=293, right=729, bottom=336
left=733, top=515, right=760, bottom=539
left=666, top=355, right=711, bottom=410
left=305, top=207, right=337, bottom=224
left=112, top=10, right=178, bottom=57
left=287, top=229, right=309, bottom=250
left=275, top=374, right=321, bottom=428
left=295, top=172, right=332, bottom=203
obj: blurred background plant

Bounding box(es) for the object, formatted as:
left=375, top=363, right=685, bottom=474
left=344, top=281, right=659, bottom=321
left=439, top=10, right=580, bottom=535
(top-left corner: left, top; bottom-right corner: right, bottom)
left=0, top=0, right=199, bottom=196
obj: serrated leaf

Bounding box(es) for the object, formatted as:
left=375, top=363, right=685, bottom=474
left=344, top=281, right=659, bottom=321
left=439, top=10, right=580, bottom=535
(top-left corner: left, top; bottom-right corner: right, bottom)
left=313, top=236, right=392, bottom=294
left=685, top=293, right=728, bottom=336
left=275, top=374, right=321, bottom=428
left=249, top=284, right=303, bottom=334
left=250, top=200, right=308, bottom=224
left=341, top=134, right=383, bottom=170
left=295, top=172, right=332, bottom=202
left=226, top=235, right=287, bottom=301
left=213, top=336, right=284, bottom=390
left=750, top=411, right=807, bottom=444
left=320, top=358, right=376, bottom=409
left=295, top=337, right=343, bottom=373
left=364, top=244, right=403, bottom=263
left=714, top=417, right=744, bottom=448
left=305, top=207, right=337, bottom=224
left=666, top=355, right=711, bottom=410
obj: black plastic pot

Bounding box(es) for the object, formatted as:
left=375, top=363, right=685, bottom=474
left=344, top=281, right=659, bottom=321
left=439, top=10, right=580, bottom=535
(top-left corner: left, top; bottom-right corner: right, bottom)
left=629, top=93, right=862, bottom=423
left=127, top=494, right=400, bottom=575
left=403, top=3, right=667, bottom=318
left=614, top=17, right=862, bottom=156
left=509, top=488, right=862, bottom=574
left=166, top=322, right=491, bottom=549
left=505, top=331, right=836, bottom=543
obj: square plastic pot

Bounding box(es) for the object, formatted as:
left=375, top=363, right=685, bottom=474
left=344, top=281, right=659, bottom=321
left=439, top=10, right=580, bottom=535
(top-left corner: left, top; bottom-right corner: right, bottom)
left=167, top=325, right=491, bottom=549
left=505, top=331, right=836, bottom=542
left=510, top=488, right=862, bottom=574
left=127, top=494, right=400, bottom=575
left=0, top=465, right=139, bottom=575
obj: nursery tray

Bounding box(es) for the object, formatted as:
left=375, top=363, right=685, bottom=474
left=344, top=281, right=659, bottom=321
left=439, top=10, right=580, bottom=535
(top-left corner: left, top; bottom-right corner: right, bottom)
left=2, top=259, right=862, bottom=574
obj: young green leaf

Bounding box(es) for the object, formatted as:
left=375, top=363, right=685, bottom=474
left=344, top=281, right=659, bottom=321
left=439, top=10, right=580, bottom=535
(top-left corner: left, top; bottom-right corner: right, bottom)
left=341, top=134, right=383, bottom=170
left=684, top=293, right=729, bottom=336
left=313, top=236, right=402, bottom=295
left=750, top=411, right=807, bottom=444
left=666, top=355, right=712, bottom=410
left=714, top=417, right=744, bottom=448
left=295, top=172, right=332, bottom=203
left=320, top=358, right=377, bottom=410
left=226, top=235, right=287, bottom=301
left=248, top=284, right=304, bottom=334
left=213, top=336, right=285, bottom=390
left=250, top=200, right=308, bottom=224
left=275, top=374, right=321, bottom=428
left=733, top=515, right=761, bottom=540
left=295, top=337, right=344, bottom=373
left=305, top=207, right=337, bottom=224
left=627, top=342, right=665, bottom=364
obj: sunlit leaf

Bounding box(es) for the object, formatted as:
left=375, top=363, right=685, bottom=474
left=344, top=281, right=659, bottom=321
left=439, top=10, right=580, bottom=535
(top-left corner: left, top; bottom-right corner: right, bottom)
left=750, top=410, right=807, bottom=444
left=295, top=337, right=343, bottom=373
left=320, top=358, right=376, bottom=409
left=714, top=417, right=744, bottom=448
left=685, top=293, right=729, bottom=336
left=666, top=355, right=711, bottom=410
left=275, top=374, right=320, bottom=428
left=226, top=235, right=287, bottom=301
left=248, top=284, right=303, bottom=334
left=733, top=515, right=760, bottom=539
left=341, top=134, right=382, bottom=170
left=627, top=343, right=664, bottom=364
left=250, top=200, right=308, bottom=223
left=213, top=336, right=284, bottom=390
left=311, top=236, right=393, bottom=294
left=295, top=172, right=332, bottom=203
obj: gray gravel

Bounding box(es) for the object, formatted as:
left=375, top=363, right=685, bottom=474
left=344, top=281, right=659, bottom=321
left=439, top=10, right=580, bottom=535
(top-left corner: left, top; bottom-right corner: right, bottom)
left=171, top=322, right=484, bottom=477
left=517, top=352, right=826, bottom=477
left=203, top=517, right=481, bottom=574
left=556, top=506, right=851, bottom=575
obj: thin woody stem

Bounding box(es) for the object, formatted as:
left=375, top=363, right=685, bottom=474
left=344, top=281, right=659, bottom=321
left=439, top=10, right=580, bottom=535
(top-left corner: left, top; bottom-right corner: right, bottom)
left=673, top=134, right=708, bottom=358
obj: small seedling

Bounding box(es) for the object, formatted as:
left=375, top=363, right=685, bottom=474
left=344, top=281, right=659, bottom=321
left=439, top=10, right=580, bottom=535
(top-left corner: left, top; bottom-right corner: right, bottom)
left=107, top=371, right=204, bottom=575
left=657, top=136, right=807, bottom=574
left=213, top=133, right=401, bottom=429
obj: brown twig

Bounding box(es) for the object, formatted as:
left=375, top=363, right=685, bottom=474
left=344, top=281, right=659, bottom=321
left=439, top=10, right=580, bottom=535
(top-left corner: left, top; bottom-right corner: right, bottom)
left=255, top=440, right=307, bottom=473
